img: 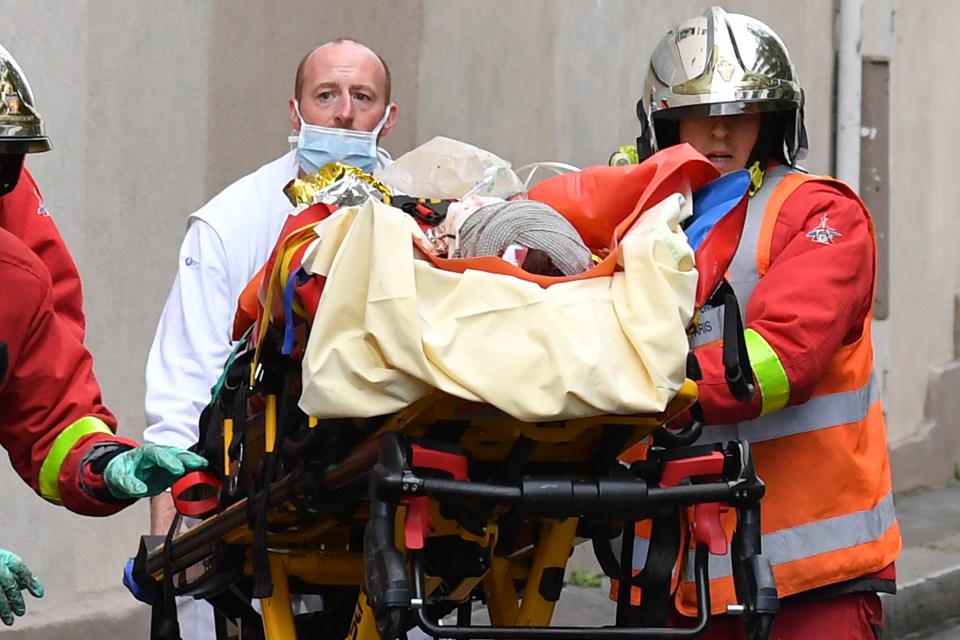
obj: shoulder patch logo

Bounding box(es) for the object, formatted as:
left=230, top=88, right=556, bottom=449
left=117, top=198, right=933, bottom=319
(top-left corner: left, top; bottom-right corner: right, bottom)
left=806, top=215, right=841, bottom=245
left=37, top=202, right=48, bottom=217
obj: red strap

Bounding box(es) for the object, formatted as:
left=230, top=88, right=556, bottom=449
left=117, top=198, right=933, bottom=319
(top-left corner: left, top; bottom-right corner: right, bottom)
left=171, top=471, right=222, bottom=518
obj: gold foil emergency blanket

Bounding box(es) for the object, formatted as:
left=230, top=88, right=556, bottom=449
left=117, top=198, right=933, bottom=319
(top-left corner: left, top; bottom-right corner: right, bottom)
left=283, top=162, right=392, bottom=207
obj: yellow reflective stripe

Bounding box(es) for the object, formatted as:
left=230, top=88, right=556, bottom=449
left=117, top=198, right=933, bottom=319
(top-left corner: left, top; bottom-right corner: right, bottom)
left=744, top=328, right=790, bottom=415
left=38, top=416, right=113, bottom=504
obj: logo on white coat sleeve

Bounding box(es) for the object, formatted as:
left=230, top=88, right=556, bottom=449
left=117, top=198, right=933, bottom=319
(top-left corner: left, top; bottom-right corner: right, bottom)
left=806, top=215, right=841, bottom=245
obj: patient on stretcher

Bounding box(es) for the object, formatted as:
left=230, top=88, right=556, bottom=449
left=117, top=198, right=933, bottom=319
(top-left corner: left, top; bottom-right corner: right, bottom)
left=451, top=199, right=594, bottom=276
left=231, top=143, right=734, bottom=425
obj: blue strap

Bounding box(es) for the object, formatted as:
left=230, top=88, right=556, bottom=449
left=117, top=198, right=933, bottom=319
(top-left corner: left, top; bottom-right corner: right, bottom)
left=685, top=169, right=752, bottom=250
left=282, top=269, right=300, bottom=355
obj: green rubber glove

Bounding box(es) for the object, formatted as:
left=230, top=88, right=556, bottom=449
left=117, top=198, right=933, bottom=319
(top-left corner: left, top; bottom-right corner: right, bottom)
left=0, top=549, right=43, bottom=626
left=103, top=444, right=208, bottom=500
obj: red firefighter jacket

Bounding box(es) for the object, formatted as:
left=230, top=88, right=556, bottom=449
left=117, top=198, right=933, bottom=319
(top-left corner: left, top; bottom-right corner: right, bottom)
left=0, top=165, right=86, bottom=341
left=0, top=227, right=136, bottom=516
left=695, top=175, right=875, bottom=420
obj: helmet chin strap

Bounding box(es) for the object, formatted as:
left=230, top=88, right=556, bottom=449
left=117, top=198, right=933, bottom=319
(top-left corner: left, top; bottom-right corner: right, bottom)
left=0, top=153, right=24, bottom=196
left=746, top=112, right=791, bottom=171
left=635, top=99, right=655, bottom=161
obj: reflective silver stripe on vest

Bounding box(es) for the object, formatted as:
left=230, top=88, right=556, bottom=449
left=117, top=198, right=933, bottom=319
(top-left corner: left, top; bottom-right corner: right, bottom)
left=725, top=165, right=796, bottom=319
left=694, top=371, right=880, bottom=445
left=681, top=490, right=897, bottom=581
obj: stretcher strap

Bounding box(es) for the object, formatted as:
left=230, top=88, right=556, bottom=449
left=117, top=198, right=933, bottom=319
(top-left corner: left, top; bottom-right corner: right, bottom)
left=282, top=270, right=299, bottom=355
left=170, top=471, right=222, bottom=518
left=249, top=366, right=297, bottom=599
left=210, top=325, right=253, bottom=402
left=251, top=223, right=318, bottom=385
left=150, top=512, right=183, bottom=640
left=632, top=510, right=681, bottom=626
left=229, top=388, right=247, bottom=461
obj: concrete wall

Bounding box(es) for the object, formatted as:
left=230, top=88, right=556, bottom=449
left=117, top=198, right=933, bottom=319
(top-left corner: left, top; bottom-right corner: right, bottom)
left=412, top=0, right=835, bottom=173
left=1, top=0, right=953, bottom=636
left=883, top=0, right=960, bottom=489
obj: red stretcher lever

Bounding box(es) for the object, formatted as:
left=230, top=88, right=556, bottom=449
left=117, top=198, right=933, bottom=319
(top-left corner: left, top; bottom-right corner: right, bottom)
left=403, top=445, right=469, bottom=550
left=659, top=451, right=729, bottom=555
left=692, top=502, right=729, bottom=555
left=171, top=470, right=222, bottom=519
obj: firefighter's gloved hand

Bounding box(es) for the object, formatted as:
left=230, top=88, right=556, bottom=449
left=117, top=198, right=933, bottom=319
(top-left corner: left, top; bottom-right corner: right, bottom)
left=104, top=444, right=208, bottom=500
left=0, top=549, right=44, bottom=626
left=122, top=558, right=153, bottom=605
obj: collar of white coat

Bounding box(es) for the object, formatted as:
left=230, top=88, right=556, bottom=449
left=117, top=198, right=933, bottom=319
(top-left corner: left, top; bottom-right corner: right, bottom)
left=374, top=147, right=393, bottom=175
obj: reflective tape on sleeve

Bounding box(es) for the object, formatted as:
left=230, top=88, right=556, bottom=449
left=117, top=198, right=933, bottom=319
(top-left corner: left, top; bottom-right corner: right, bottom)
left=38, top=416, right=113, bottom=504
left=744, top=328, right=790, bottom=415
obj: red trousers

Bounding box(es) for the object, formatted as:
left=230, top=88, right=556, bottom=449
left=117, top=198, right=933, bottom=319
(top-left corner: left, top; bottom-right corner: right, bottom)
left=673, top=592, right=882, bottom=640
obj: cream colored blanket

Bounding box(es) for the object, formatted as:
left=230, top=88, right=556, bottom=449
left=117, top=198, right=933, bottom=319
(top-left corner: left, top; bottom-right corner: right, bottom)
left=298, top=195, right=696, bottom=421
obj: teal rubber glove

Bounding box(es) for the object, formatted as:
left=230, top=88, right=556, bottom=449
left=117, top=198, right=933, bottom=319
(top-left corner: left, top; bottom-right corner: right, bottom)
left=103, top=444, right=208, bottom=500
left=0, top=549, right=43, bottom=626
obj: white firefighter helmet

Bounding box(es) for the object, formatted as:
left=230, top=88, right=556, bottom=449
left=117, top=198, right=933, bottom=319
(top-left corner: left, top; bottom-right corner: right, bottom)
left=0, top=43, right=50, bottom=155
left=637, top=6, right=807, bottom=165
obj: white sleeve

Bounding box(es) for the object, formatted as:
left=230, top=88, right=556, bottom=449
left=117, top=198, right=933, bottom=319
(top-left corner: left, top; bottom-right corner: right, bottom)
left=144, top=219, right=235, bottom=450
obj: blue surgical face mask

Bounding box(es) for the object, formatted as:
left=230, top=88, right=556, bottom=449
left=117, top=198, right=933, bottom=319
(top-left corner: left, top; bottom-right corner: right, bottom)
left=294, top=100, right=391, bottom=175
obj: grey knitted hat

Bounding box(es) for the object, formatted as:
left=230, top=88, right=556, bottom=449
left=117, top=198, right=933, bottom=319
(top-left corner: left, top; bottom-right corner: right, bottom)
left=452, top=200, right=593, bottom=276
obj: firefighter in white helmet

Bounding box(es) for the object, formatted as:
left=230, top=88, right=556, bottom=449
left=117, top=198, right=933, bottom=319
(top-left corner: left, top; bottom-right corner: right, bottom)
left=618, top=8, right=900, bottom=639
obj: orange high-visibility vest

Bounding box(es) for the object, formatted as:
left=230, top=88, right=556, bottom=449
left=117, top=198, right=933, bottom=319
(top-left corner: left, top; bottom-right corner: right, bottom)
left=629, top=167, right=901, bottom=616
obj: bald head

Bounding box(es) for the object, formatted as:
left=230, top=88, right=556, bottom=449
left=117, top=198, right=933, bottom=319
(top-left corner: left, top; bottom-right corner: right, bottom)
left=288, top=38, right=397, bottom=138
left=294, top=39, right=391, bottom=104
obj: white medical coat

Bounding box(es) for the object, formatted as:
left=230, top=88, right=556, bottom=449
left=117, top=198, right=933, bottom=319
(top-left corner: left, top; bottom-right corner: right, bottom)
left=144, top=148, right=391, bottom=449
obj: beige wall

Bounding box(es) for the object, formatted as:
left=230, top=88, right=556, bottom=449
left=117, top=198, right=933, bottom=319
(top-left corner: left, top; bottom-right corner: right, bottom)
left=412, top=0, right=835, bottom=172
left=1, top=0, right=953, bottom=635
left=883, top=0, right=960, bottom=487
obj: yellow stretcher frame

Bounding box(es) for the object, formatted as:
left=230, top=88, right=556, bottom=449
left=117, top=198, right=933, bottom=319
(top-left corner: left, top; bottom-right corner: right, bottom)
left=143, top=379, right=699, bottom=640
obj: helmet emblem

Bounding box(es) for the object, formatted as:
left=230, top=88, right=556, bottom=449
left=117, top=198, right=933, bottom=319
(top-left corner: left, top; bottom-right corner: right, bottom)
left=806, top=215, right=842, bottom=245
left=716, top=58, right=735, bottom=82
left=0, top=67, right=35, bottom=121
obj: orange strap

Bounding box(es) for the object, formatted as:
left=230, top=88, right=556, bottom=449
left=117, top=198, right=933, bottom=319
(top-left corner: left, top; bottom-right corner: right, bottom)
left=756, top=173, right=812, bottom=278
left=251, top=222, right=322, bottom=383
left=756, top=174, right=867, bottom=277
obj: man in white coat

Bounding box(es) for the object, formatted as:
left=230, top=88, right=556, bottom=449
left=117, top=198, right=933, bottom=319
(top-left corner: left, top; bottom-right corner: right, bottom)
left=142, top=38, right=398, bottom=638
